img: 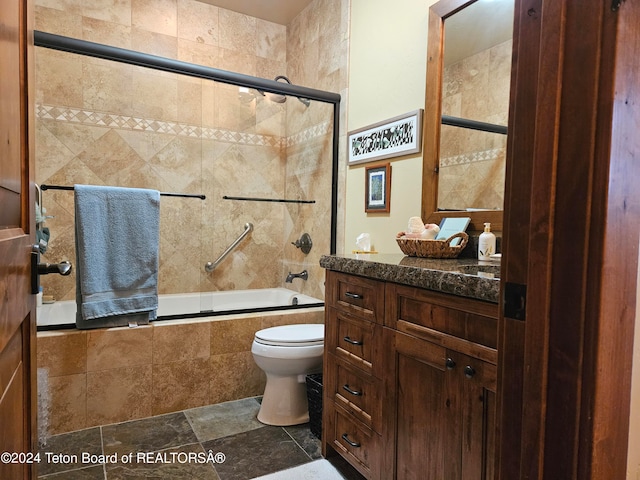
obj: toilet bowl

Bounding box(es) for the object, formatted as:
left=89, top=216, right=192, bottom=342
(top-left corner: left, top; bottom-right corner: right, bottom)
left=251, top=323, right=324, bottom=426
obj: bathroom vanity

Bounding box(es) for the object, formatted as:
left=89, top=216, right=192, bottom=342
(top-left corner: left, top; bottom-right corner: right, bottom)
left=320, top=254, right=500, bottom=480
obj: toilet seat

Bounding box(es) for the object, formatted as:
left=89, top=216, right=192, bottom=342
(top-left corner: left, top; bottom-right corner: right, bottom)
left=254, top=324, right=324, bottom=347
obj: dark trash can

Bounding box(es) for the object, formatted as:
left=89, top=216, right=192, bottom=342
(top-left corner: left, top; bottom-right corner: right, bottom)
left=305, top=373, right=323, bottom=439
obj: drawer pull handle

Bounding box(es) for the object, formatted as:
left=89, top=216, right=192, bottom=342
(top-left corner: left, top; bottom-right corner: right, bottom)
left=343, top=336, right=363, bottom=346
left=344, top=291, right=363, bottom=300
left=343, top=384, right=363, bottom=396
left=341, top=433, right=361, bottom=448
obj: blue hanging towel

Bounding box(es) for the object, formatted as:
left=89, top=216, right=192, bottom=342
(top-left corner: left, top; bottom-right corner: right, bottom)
left=74, top=184, right=160, bottom=329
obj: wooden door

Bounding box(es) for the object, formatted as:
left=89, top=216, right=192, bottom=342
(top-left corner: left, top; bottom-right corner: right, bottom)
left=0, top=0, right=36, bottom=479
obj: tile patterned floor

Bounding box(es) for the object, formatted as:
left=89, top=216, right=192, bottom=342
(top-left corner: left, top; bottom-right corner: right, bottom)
left=37, top=397, right=363, bottom=480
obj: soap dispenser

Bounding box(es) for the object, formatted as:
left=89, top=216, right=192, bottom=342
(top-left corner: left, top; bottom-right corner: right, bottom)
left=478, top=222, right=496, bottom=260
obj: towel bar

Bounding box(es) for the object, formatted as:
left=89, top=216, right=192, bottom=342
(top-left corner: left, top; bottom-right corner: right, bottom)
left=40, top=184, right=205, bottom=200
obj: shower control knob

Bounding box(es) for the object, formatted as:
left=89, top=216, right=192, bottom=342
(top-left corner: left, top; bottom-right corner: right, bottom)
left=291, top=233, right=312, bottom=254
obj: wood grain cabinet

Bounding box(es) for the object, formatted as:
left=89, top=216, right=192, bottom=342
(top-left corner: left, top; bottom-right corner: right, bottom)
left=323, top=271, right=384, bottom=479
left=323, top=271, right=499, bottom=480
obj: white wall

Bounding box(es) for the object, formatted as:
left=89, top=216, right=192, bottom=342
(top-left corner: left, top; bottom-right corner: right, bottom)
left=345, top=0, right=438, bottom=253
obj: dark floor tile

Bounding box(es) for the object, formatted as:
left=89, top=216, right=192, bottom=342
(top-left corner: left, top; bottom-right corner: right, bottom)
left=102, top=411, right=198, bottom=457
left=104, top=443, right=220, bottom=480
left=184, top=397, right=263, bottom=442
left=201, top=426, right=311, bottom=480
left=283, top=424, right=322, bottom=460
left=38, top=464, right=105, bottom=479
left=38, top=427, right=103, bottom=477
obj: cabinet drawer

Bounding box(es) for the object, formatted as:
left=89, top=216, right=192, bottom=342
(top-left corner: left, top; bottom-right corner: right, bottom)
left=325, top=354, right=381, bottom=432
left=327, top=271, right=384, bottom=323
left=387, top=283, right=499, bottom=350
left=329, top=403, right=379, bottom=478
left=326, top=307, right=382, bottom=374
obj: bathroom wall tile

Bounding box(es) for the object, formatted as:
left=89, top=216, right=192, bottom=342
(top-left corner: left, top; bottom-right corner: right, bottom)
left=218, top=10, right=256, bottom=54
left=177, top=0, right=218, bottom=46
left=36, top=49, right=84, bottom=108
left=47, top=373, right=87, bottom=435
left=82, top=59, right=134, bottom=115
left=210, top=317, right=262, bottom=355
left=75, top=130, right=143, bottom=185
left=209, top=352, right=265, bottom=405
left=86, top=326, right=153, bottom=372
left=178, top=76, right=203, bottom=125
left=35, top=5, right=83, bottom=38
left=177, top=39, right=220, bottom=70
left=86, top=365, right=153, bottom=427
left=131, top=28, right=178, bottom=59
left=132, top=70, right=178, bottom=121
left=256, top=19, right=286, bottom=63
left=151, top=358, right=210, bottom=415
left=82, top=17, right=132, bottom=50
left=132, top=0, right=177, bottom=37
left=82, top=0, right=132, bottom=28
left=260, top=310, right=324, bottom=330
left=35, top=0, right=84, bottom=16
left=153, top=321, right=210, bottom=364
left=34, top=121, right=79, bottom=183
left=37, top=331, right=87, bottom=377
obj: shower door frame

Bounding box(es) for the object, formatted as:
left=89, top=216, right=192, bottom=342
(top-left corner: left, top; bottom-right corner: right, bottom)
left=33, top=30, right=341, bottom=254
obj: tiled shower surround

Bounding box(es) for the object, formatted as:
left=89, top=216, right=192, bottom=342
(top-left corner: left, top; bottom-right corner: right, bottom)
left=34, top=0, right=349, bottom=437
left=35, top=0, right=349, bottom=303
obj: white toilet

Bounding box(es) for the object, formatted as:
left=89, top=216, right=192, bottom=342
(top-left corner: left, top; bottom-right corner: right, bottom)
left=251, top=323, right=324, bottom=426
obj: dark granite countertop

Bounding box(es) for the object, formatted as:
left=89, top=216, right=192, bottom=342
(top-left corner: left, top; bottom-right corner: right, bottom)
left=320, top=254, right=501, bottom=304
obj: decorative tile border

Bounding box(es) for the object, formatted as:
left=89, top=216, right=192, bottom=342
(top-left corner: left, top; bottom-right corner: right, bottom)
left=439, top=147, right=504, bottom=168
left=36, top=104, right=331, bottom=148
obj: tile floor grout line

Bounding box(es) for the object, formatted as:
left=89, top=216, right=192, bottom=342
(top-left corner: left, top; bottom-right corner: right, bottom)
left=281, top=426, right=315, bottom=461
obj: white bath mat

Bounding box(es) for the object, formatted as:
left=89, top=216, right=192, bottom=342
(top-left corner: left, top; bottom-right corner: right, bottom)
left=250, top=459, right=346, bottom=480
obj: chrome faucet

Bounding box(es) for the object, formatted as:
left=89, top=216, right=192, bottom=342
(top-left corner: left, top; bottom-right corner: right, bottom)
left=285, top=270, right=308, bottom=283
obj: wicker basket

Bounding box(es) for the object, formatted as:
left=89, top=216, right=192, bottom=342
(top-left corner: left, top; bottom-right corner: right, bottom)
left=395, top=232, right=469, bottom=259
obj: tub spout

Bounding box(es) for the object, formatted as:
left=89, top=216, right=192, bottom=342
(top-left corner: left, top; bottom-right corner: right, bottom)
left=285, top=270, right=308, bottom=283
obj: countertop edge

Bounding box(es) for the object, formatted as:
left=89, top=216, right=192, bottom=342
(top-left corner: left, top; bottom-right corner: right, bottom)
left=320, top=254, right=500, bottom=304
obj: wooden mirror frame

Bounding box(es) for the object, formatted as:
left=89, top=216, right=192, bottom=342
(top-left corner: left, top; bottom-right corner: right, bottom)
left=421, top=0, right=504, bottom=233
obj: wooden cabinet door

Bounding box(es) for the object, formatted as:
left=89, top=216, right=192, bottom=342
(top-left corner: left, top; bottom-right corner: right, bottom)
left=386, top=329, right=497, bottom=480
left=0, top=0, right=36, bottom=479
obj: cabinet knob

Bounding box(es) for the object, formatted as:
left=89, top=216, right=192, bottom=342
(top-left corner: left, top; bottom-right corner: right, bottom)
left=464, top=365, right=476, bottom=378
left=445, top=358, right=456, bottom=370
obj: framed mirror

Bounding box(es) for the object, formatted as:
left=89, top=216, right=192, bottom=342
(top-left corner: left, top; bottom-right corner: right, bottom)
left=421, top=0, right=514, bottom=232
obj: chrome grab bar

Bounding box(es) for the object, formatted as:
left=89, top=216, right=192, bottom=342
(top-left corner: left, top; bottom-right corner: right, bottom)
left=205, top=222, right=253, bottom=272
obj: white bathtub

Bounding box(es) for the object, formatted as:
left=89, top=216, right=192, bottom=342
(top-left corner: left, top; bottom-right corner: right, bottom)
left=37, top=288, right=323, bottom=328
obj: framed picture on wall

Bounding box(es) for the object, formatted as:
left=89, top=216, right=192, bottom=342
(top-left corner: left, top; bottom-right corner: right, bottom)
left=365, top=163, right=391, bottom=213
left=348, top=109, right=423, bottom=165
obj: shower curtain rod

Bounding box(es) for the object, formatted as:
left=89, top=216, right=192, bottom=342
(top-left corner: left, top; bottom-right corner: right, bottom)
left=40, top=184, right=206, bottom=200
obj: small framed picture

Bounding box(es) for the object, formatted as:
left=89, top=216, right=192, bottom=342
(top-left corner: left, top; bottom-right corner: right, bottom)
left=365, top=163, right=391, bottom=213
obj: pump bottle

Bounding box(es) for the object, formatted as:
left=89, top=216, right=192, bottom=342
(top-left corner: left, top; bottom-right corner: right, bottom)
left=478, top=222, right=496, bottom=261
